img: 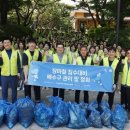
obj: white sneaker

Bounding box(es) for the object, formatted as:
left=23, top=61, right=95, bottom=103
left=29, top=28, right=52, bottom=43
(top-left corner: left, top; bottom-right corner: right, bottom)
left=0, top=86, right=2, bottom=90
left=17, top=87, right=21, bottom=91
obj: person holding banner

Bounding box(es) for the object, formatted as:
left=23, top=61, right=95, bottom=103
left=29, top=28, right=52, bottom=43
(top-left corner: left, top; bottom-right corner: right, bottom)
left=97, top=47, right=120, bottom=109
left=47, top=42, right=69, bottom=100
left=75, top=45, right=94, bottom=103
left=23, top=39, right=42, bottom=103
left=0, top=37, right=21, bottom=103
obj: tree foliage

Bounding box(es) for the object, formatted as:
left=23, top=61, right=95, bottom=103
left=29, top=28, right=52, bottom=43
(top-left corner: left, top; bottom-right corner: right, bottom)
left=0, top=0, right=74, bottom=30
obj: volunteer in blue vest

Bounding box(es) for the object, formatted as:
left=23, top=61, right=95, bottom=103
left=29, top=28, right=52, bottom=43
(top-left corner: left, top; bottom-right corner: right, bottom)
left=75, top=45, right=94, bottom=103
left=0, top=37, right=21, bottom=103
left=120, top=48, right=130, bottom=112
left=47, top=42, right=69, bottom=100
left=23, top=39, right=42, bottom=103
left=97, top=47, right=120, bottom=109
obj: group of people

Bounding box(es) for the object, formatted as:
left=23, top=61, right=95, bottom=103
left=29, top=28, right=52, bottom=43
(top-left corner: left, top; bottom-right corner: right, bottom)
left=0, top=37, right=130, bottom=116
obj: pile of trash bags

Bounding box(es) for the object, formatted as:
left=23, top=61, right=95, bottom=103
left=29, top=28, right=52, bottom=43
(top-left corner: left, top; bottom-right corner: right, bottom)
left=0, top=97, right=129, bottom=130
left=48, top=96, right=69, bottom=127
left=16, top=97, right=34, bottom=128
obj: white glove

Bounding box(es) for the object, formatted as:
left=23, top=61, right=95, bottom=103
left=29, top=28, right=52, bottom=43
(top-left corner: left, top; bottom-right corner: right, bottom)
left=112, top=84, right=116, bottom=92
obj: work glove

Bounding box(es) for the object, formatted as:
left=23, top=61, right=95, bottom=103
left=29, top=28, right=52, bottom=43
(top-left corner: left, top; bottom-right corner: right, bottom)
left=112, top=84, right=117, bottom=92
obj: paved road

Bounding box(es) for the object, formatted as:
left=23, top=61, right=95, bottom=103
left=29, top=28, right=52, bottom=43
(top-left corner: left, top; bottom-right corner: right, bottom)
left=1, top=88, right=120, bottom=104
left=0, top=88, right=129, bottom=130
left=1, top=123, right=130, bottom=130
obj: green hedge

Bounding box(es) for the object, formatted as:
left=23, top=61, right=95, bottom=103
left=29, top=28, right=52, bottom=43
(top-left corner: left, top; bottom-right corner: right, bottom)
left=88, top=27, right=130, bottom=48
left=0, top=24, right=33, bottom=38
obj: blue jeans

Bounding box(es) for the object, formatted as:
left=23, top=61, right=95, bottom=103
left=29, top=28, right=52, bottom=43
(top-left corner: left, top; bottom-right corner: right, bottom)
left=1, top=76, right=18, bottom=103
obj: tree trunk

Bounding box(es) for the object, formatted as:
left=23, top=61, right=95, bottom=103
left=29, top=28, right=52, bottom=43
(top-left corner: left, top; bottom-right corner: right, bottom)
left=15, top=9, right=21, bottom=25
left=119, top=0, right=124, bottom=29
left=0, top=0, right=8, bottom=25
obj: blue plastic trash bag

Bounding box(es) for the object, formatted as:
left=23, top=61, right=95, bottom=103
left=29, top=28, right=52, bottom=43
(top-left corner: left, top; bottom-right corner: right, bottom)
left=16, top=97, right=34, bottom=128
left=88, top=101, right=98, bottom=111
left=100, top=100, right=110, bottom=111
left=112, top=104, right=128, bottom=130
left=0, top=100, right=7, bottom=104
left=0, top=100, right=5, bottom=126
left=67, top=102, right=90, bottom=129
left=5, top=104, right=18, bottom=129
left=101, top=108, right=112, bottom=128
left=49, top=96, right=69, bottom=127
left=89, top=109, right=103, bottom=128
left=79, top=102, right=88, bottom=115
left=34, top=103, right=53, bottom=129
left=0, top=105, right=4, bottom=126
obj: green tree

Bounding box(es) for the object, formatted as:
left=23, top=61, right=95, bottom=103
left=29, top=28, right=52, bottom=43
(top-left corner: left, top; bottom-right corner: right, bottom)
left=8, top=0, right=40, bottom=26
left=107, top=0, right=130, bottom=29
left=0, top=0, right=8, bottom=25
left=33, top=0, right=74, bottom=30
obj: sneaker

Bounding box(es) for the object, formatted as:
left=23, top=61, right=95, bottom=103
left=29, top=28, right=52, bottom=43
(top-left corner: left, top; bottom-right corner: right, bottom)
left=118, top=91, right=121, bottom=94
left=0, top=86, right=2, bottom=90
left=17, top=87, right=21, bottom=91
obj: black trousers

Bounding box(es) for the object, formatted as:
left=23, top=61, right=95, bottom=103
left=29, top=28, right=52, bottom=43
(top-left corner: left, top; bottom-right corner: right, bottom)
left=24, top=85, right=41, bottom=102
left=97, top=91, right=115, bottom=109
left=0, top=68, right=1, bottom=86
left=121, top=85, right=128, bottom=109
left=75, top=90, right=89, bottom=103
left=53, top=88, right=65, bottom=100
left=125, top=87, right=130, bottom=112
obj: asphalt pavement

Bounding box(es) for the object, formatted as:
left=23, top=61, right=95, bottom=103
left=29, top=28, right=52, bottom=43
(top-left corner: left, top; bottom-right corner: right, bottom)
left=0, top=88, right=130, bottom=130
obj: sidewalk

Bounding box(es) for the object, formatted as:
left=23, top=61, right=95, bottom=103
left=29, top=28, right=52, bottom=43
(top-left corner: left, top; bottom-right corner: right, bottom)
left=1, top=123, right=130, bottom=130
left=0, top=88, right=129, bottom=130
